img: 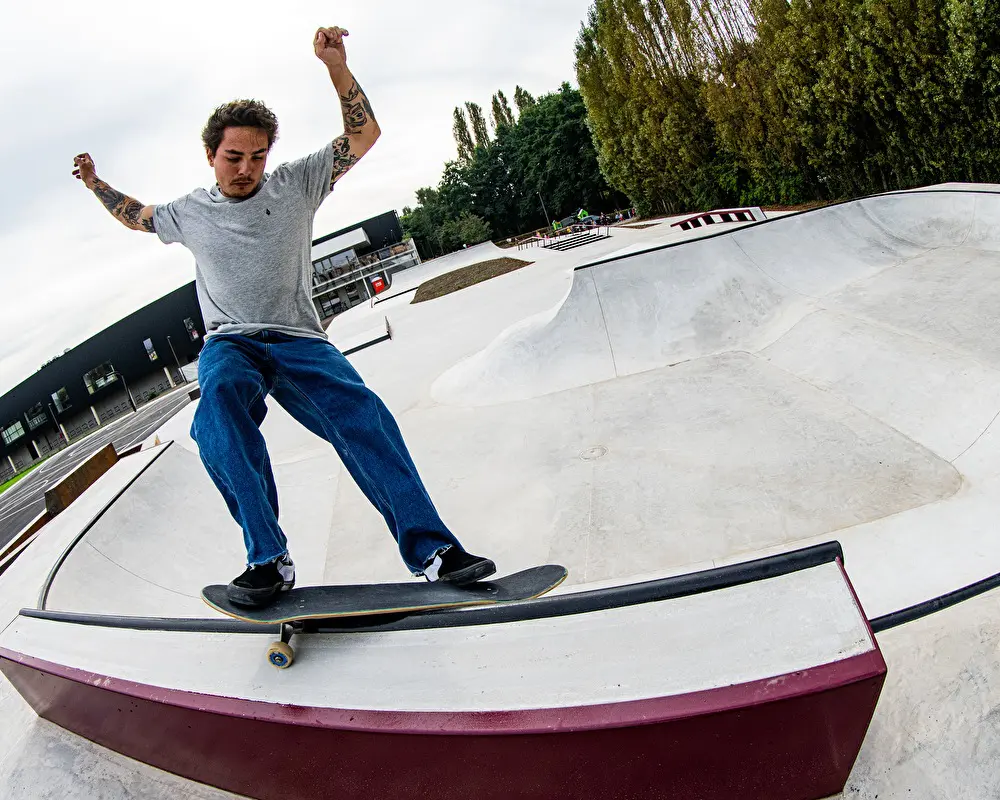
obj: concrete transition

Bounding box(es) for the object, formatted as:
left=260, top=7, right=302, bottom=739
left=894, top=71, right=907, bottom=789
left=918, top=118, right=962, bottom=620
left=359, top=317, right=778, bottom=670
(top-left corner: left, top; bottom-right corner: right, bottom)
left=0, top=186, right=998, bottom=797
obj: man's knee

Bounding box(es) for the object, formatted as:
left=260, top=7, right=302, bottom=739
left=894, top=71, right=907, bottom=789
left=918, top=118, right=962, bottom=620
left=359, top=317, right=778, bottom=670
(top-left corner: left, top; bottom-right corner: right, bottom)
left=195, top=370, right=269, bottom=440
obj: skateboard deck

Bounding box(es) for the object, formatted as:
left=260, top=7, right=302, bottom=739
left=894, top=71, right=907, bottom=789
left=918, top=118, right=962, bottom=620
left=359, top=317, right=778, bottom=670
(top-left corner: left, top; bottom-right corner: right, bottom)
left=201, top=564, right=568, bottom=625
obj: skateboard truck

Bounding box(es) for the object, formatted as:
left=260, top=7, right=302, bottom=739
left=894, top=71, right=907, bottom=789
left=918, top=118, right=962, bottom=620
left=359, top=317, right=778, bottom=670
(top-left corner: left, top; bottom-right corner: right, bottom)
left=267, top=621, right=304, bottom=669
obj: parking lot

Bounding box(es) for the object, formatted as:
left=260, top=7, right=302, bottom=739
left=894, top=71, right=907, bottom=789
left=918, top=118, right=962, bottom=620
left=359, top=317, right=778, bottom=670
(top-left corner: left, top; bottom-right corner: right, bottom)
left=0, top=388, right=194, bottom=547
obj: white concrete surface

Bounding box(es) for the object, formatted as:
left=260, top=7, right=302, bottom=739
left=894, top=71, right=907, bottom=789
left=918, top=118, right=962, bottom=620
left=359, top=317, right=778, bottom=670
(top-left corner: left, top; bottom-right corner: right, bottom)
left=45, top=430, right=340, bottom=617
left=4, top=184, right=1000, bottom=795
left=836, top=586, right=1000, bottom=799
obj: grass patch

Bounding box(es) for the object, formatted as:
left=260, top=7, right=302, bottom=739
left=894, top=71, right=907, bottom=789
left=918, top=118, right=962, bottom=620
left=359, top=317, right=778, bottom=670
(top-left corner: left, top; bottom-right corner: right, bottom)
left=412, top=257, right=534, bottom=304
left=762, top=200, right=832, bottom=213
left=0, top=460, right=45, bottom=496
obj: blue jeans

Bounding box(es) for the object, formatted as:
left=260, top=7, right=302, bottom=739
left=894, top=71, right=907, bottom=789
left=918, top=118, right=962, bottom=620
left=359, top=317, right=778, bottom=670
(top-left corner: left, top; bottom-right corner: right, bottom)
left=190, top=331, right=462, bottom=572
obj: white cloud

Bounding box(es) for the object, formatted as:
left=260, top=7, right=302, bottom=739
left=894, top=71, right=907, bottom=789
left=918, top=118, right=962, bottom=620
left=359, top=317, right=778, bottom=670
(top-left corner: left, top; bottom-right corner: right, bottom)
left=0, top=0, right=593, bottom=394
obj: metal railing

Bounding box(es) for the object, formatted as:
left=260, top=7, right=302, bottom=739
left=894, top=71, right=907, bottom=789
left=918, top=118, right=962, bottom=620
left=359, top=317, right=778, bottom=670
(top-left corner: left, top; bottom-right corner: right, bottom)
left=541, top=226, right=612, bottom=250
left=516, top=235, right=547, bottom=251
left=515, top=225, right=613, bottom=251
left=312, top=242, right=420, bottom=299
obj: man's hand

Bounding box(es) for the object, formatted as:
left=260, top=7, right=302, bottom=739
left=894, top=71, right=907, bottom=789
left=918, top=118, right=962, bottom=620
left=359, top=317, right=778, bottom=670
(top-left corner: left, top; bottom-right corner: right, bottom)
left=73, top=153, right=98, bottom=190
left=314, top=27, right=349, bottom=72
left=72, top=152, right=155, bottom=233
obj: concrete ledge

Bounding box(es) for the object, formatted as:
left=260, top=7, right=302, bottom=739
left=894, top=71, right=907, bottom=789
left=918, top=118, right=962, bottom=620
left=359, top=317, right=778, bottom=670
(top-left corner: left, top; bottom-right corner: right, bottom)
left=0, top=552, right=885, bottom=800
left=44, top=444, right=118, bottom=517
left=0, top=511, right=51, bottom=578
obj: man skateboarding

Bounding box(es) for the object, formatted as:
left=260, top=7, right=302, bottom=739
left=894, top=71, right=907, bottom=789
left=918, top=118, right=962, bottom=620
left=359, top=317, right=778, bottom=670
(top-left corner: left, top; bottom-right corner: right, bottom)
left=72, top=26, right=495, bottom=608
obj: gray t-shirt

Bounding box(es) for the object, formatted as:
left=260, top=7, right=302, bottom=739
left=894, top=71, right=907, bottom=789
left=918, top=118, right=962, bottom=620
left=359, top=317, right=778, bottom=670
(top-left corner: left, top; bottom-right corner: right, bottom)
left=153, top=143, right=336, bottom=340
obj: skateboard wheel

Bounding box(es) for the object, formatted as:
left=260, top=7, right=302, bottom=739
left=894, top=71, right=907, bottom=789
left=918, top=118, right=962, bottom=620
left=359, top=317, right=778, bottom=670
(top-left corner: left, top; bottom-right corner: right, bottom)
left=267, top=641, right=294, bottom=669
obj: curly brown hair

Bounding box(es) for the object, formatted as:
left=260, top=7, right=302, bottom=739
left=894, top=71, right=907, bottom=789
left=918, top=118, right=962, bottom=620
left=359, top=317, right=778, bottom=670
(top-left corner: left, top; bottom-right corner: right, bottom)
left=201, top=99, right=279, bottom=156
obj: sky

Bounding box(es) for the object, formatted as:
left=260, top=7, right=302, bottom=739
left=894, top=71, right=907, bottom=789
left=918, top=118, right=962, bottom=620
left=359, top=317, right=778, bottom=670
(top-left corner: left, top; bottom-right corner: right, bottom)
left=0, top=0, right=594, bottom=395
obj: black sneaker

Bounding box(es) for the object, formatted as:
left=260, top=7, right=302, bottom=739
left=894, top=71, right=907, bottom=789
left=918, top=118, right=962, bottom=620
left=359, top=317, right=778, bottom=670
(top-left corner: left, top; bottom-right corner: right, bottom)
left=424, top=546, right=496, bottom=585
left=227, top=554, right=295, bottom=608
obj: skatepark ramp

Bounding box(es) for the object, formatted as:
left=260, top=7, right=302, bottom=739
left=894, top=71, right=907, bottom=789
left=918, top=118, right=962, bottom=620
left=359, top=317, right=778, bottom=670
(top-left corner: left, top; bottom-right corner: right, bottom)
left=2, top=185, right=1000, bottom=797
left=433, top=189, right=1000, bottom=406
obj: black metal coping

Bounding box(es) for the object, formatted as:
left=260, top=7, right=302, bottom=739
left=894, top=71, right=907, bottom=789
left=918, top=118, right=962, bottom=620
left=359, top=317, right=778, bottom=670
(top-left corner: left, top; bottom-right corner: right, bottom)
left=870, top=568, right=1000, bottom=633
left=20, top=541, right=843, bottom=636
left=373, top=287, right=418, bottom=305
left=341, top=334, right=391, bottom=357
left=573, top=186, right=1000, bottom=275
left=339, top=316, right=393, bottom=356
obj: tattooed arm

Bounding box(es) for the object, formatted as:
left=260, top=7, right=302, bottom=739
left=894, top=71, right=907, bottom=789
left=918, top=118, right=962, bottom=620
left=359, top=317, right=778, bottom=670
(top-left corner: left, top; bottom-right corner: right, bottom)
left=72, top=153, right=155, bottom=233
left=313, top=27, right=381, bottom=189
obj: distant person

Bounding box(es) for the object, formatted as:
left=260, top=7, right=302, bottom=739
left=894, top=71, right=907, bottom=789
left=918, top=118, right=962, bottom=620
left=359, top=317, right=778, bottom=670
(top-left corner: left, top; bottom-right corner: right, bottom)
left=72, top=26, right=495, bottom=608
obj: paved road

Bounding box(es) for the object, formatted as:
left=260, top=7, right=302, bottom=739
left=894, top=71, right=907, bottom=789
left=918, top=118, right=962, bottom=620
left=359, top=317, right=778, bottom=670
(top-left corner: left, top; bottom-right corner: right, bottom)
left=0, top=389, right=194, bottom=548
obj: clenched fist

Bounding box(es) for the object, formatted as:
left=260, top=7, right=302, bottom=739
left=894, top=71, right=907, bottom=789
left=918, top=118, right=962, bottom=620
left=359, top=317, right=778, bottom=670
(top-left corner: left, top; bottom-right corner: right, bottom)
left=314, top=26, right=349, bottom=72
left=72, top=153, right=98, bottom=189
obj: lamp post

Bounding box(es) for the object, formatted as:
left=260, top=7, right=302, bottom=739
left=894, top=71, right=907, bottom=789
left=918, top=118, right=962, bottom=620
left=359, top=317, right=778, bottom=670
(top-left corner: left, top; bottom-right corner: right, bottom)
left=110, top=372, right=137, bottom=413
left=538, top=192, right=552, bottom=229
left=166, top=335, right=187, bottom=384
left=47, top=402, right=65, bottom=448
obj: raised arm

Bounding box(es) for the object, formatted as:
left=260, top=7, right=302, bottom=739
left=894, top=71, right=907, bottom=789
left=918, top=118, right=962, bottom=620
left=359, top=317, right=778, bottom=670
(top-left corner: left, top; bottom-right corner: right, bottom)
left=72, top=153, right=155, bottom=233
left=313, top=27, right=381, bottom=189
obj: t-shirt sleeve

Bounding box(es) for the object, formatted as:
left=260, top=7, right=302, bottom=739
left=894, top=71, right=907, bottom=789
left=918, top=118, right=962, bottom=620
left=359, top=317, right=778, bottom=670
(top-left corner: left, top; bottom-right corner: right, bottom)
left=280, top=143, right=338, bottom=211
left=152, top=196, right=189, bottom=245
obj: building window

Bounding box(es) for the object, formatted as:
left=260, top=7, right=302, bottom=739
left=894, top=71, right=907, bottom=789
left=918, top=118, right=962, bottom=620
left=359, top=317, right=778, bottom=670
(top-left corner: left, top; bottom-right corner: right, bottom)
left=144, top=338, right=158, bottom=361
left=312, top=250, right=356, bottom=284
left=83, top=362, right=117, bottom=395
left=52, top=387, right=71, bottom=414
left=184, top=318, right=200, bottom=341
left=24, top=403, right=47, bottom=431
left=2, top=420, right=25, bottom=446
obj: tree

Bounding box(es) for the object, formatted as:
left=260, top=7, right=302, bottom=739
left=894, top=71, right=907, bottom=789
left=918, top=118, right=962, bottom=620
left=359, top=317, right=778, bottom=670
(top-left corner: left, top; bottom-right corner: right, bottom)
left=576, top=0, right=731, bottom=214
left=491, top=90, right=516, bottom=131
left=439, top=213, right=493, bottom=250
left=452, top=107, right=475, bottom=163
left=400, top=83, right=627, bottom=257
left=576, top=0, right=1000, bottom=210
left=506, top=83, right=629, bottom=224
left=465, top=102, right=492, bottom=150
left=513, top=85, right=536, bottom=114
left=401, top=188, right=448, bottom=259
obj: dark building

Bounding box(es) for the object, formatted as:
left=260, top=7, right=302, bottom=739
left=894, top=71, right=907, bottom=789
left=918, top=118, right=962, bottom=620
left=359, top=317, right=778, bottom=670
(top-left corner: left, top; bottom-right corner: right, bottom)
left=0, top=212, right=421, bottom=481
left=0, top=283, right=203, bottom=478
left=315, top=210, right=406, bottom=254
left=309, top=211, right=420, bottom=319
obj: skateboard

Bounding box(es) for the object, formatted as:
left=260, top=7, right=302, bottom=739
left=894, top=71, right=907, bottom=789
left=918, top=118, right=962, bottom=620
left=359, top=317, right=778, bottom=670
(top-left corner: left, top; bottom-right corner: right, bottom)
left=201, top=564, right=568, bottom=668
